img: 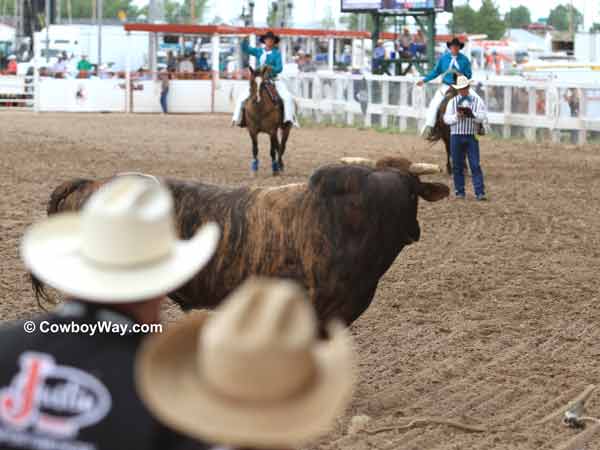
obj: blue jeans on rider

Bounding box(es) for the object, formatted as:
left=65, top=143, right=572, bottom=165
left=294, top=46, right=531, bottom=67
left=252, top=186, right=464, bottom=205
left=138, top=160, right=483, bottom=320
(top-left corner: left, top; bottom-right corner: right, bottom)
left=160, top=89, right=168, bottom=113
left=450, top=134, right=485, bottom=197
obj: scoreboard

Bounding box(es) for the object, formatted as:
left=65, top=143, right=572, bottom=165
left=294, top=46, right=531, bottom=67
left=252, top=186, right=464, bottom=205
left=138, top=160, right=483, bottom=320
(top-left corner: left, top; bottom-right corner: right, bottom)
left=341, top=0, right=452, bottom=12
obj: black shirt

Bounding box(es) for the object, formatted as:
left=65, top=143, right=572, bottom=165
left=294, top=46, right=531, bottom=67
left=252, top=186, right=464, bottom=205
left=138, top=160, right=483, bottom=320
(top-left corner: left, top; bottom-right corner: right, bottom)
left=0, top=302, right=208, bottom=450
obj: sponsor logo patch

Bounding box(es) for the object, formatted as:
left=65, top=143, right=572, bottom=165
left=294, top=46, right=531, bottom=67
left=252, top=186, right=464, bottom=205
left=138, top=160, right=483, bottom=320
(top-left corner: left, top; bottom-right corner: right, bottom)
left=0, top=352, right=111, bottom=438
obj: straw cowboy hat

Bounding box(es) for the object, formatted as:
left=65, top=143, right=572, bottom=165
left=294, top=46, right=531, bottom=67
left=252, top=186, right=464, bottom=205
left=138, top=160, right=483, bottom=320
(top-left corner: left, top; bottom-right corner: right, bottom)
left=447, top=37, right=465, bottom=49
left=453, top=75, right=474, bottom=90
left=259, top=30, right=280, bottom=44
left=136, top=277, right=356, bottom=449
left=21, top=176, right=220, bottom=303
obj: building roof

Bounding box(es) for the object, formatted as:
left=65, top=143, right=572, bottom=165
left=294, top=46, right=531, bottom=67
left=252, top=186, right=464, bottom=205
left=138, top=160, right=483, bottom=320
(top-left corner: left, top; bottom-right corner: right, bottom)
left=505, top=28, right=547, bottom=50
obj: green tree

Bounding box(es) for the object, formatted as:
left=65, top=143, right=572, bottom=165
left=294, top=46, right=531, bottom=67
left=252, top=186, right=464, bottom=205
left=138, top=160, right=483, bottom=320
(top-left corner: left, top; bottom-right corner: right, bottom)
left=505, top=5, right=531, bottom=29
left=448, top=4, right=476, bottom=34
left=475, top=0, right=506, bottom=39
left=449, top=0, right=505, bottom=39
left=547, top=4, right=583, bottom=31
left=321, top=5, right=336, bottom=29
left=267, top=2, right=278, bottom=27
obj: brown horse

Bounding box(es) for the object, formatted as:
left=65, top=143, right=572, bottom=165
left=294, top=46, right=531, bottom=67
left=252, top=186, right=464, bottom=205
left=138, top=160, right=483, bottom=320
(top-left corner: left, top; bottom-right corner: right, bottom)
left=243, top=65, right=292, bottom=175
left=426, top=87, right=457, bottom=175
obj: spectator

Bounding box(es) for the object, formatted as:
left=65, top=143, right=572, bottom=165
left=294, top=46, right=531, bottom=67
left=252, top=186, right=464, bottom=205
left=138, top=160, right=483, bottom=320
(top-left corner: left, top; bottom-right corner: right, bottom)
left=51, top=57, right=67, bottom=78
left=296, top=49, right=306, bottom=70
left=299, top=53, right=317, bottom=72
left=413, top=29, right=426, bottom=56
left=6, top=55, right=17, bottom=75
left=159, top=70, right=169, bottom=114
left=373, top=39, right=385, bottom=73
left=565, top=88, right=580, bottom=117
left=400, top=28, right=412, bottom=56
left=1, top=177, right=219, bottom=450
left=492, top=51, right=502, bottom=75
left=196, top=52, right=210, bottom=72
left=341, top=44, right=352, bottom=66
left=166, top=50, right=176, bottom=72
left=178, top=56, right=194, bottom=73
left=136, top=277, right=356, bottom=450
left=77, top=54, right=92, bottom=72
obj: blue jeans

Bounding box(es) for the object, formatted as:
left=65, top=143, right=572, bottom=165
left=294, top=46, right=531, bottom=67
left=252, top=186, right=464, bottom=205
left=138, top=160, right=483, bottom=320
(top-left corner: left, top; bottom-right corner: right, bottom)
left=160, top=89, right=168, bottom=113
left=451, top=134, right=485, bottom=197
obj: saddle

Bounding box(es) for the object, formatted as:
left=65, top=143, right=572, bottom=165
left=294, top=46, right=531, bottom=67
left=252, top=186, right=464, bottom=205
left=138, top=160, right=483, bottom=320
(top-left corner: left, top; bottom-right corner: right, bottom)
left=263, top=80, right=281, bottom=105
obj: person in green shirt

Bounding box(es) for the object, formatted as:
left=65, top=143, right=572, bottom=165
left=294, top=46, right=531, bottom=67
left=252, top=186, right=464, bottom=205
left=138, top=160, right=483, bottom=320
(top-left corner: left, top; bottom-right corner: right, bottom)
left=77, top=54, right=92, bottom=77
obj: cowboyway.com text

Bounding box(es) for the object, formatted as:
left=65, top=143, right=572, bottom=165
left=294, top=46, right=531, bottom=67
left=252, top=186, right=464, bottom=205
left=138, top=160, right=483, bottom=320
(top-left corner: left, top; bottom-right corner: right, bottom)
left=23, top=320, right=163, bottom=336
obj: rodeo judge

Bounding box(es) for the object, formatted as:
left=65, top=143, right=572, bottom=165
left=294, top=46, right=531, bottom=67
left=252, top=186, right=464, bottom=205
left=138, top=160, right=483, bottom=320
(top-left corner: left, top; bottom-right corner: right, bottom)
left=443, top=76, right=488, bottom=201
left=232, top=31, right=297, bottom=127
left=417, top=37, right=474, bottom=137
left=0, top=177, right=220, bottom=450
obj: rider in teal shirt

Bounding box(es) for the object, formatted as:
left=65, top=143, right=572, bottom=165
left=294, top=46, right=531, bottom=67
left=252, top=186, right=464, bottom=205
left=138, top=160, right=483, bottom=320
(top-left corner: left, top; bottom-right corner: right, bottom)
left=241, top=31, right=283, bottom=78
left=233, top=31, right=296, bottom=130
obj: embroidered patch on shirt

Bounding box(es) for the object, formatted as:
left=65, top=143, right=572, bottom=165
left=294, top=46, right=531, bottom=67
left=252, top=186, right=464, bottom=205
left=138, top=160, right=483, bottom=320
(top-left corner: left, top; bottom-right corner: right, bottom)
left=0, top=352, right=112, bottom=439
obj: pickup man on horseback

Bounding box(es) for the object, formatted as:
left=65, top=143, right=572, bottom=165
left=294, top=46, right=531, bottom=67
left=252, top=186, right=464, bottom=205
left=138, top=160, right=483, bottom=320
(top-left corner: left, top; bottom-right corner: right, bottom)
left=232, top=31, right=297, bottom=127
left=417, top=37, right=472, bottom=137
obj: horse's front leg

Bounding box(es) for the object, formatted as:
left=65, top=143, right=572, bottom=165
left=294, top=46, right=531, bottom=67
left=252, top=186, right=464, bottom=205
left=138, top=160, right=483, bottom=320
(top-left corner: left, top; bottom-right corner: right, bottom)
left=251, top=132, right=259, bottom=173
left=269, top=133, right=280, bottom=176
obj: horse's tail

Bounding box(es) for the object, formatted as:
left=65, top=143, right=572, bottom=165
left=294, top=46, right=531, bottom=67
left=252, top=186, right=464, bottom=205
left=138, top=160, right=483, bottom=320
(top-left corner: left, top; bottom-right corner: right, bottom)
left=31, top=178, right=94, bottom=309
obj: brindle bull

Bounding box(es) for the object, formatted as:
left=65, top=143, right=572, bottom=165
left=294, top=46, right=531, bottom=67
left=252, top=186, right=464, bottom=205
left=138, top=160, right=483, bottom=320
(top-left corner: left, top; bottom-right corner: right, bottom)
left=32, top=157, right=449, bottom=327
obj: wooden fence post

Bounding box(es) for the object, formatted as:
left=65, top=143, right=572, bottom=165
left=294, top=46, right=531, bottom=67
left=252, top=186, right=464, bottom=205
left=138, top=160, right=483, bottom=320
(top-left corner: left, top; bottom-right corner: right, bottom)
left=399, top=81, right=407, bottom=132
left=381, top=80, right=389, bottom=129
left=503, top=86, right=512, bottom=139
left=577, top=88, right=587, bottom=145
left=526, top=86, right=536, bottom=142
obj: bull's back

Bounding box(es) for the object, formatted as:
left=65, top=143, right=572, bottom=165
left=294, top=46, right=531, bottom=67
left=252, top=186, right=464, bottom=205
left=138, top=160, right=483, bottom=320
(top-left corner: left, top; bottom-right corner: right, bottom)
left=167, top=181, right=311, bottom=309
left=47, top=179, right=102, bottom=215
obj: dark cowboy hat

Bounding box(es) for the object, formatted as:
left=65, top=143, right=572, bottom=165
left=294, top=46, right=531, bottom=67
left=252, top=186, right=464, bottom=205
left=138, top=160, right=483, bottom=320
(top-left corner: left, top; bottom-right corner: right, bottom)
left=447, top=37, right=465, bottom=49
left=259, top=31, right=281, bottom=44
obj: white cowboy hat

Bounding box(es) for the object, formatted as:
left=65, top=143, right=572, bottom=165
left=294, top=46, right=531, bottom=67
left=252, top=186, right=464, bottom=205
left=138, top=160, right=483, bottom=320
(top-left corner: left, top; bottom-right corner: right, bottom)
left=453, top=75, right=474, bottom=90
left=7, top=54, right=16, bottom=60
left=21, top=176, right=220, bottom=303
left=136, top=277, right=356, bottom=449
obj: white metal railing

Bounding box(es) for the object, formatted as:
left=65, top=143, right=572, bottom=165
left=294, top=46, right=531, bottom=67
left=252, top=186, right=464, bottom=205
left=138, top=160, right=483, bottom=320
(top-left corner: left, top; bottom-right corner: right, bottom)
left=0, top=76, right=34, bottom=110
left=283, top=73, right=600, bottom=145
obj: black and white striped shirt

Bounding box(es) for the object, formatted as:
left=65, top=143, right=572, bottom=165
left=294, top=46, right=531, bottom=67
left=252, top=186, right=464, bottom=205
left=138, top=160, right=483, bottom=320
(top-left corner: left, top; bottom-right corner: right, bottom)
left=443, top=94, right=487, bottom=135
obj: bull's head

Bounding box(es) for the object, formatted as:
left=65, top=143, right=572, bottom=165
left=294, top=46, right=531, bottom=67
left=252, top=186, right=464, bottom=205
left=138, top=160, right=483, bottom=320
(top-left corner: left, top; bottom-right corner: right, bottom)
left=340, top=156, right=449, bottom=204
left=248, top=66, right=272, bottom=104
left=310, top=156, right=449, bottom=253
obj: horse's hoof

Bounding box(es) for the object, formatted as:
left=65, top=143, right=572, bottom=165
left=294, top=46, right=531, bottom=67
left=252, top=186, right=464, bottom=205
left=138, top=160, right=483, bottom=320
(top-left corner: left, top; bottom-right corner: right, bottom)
left=278, top=161, right=285, bottom=172
left=251, top=159, right=259, bottom=172
left=272, top=161, right=280, bottom=175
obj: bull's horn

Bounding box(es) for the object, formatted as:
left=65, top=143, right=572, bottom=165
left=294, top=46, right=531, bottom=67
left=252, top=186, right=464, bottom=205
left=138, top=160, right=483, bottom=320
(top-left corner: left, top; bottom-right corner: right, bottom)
left=408, top=163, right=442, bottom=175
left=340, top=157, right=376, bottom=168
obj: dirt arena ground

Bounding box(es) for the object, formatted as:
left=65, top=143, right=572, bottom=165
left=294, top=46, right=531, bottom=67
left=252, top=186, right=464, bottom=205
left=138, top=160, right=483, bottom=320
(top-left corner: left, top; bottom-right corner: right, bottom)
left=2, top=111, right=600, bottom=450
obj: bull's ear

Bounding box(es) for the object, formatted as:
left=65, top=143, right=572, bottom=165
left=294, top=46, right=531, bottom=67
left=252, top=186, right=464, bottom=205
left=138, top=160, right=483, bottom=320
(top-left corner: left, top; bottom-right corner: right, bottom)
left=418, top=182, right=450, bottom=202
